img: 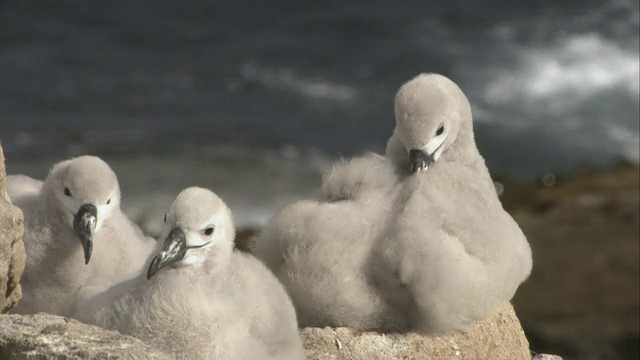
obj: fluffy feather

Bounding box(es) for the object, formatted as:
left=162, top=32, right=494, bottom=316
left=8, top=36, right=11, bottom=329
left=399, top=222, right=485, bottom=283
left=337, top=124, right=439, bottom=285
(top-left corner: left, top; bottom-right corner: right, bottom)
left=254, top=73, right=532, bottom=333
left=8, top=156, right=158, bottom=317
left=88, top=187, right=305, bottom=360
left=372, top=73, right=532, bottom=332
left=255, top=153, right=405, bottom=331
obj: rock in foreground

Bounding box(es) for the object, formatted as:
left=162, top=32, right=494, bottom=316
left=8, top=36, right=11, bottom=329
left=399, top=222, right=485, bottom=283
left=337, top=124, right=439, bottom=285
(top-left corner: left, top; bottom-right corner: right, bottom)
left=0, top=143, right=26, bottom=313
left=301, top=302, right=530, bottom=360
left=0, top=313, right=170, bottom=360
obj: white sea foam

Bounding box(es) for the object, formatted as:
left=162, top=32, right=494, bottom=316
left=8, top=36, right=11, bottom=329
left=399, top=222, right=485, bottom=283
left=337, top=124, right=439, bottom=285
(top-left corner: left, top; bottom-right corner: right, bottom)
left=238, top=63, right=359, bottom=102
left=607, top=123, right=640, bottom=163
left=485, top=33, right=639, bottom=109
left=481, top=32, right=639, bottom=163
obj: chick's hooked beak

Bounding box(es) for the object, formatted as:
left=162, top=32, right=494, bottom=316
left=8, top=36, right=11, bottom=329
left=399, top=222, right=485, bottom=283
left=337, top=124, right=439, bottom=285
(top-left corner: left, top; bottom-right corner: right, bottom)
left=73, top=204, right=97, bottom=264
left=147, top=228, right=188, bottom=279
left=409, top=149, right=435, bottom=173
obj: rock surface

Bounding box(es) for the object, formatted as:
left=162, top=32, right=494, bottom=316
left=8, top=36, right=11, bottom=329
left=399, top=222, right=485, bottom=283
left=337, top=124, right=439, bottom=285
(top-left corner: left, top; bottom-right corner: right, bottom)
left=0, top=144, right=26, bottom=313
left=301, top=302, right=530, bottom=360
left=0, top=301, right=546, bottom=360
left=532, top=354, right=564, bottom=360
left=0, top=313, right=170, bottom=360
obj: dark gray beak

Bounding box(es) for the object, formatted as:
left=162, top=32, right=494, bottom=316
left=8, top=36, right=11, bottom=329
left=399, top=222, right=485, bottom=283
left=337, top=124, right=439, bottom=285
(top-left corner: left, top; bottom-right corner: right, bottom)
left=409, top=149, right=435, bottom=173
left=147, top=228, right=187, bottom=279
left=73, top=204, right=97, bottom=264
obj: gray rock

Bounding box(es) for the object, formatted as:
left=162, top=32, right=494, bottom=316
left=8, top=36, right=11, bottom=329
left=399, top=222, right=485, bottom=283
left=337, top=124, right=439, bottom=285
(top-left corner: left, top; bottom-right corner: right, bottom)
left=0, top=290, right=541, bottom=360
left=0, top=313, right=170, bottom=360
left=532, top=354, right=563, bottom=360
left=0, top=144, right=26, bottom=313
left=301, top=302, right=531, bottom=360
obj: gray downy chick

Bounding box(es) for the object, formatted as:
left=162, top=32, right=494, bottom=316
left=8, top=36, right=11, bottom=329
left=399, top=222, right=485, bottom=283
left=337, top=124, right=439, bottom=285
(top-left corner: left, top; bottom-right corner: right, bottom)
left=8, top=156, right=157, bottom=318
left=89, top=187, right=305, bottom=360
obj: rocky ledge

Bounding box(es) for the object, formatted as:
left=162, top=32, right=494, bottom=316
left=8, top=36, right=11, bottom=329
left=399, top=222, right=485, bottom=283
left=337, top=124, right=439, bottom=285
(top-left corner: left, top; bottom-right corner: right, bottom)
left=0, top=144, right=26, bottom=314
left=0, top=313, right=170, bottom=360
left=0, top=304, right=531, bottom=360
left=301, top=302, right=531, bottom=360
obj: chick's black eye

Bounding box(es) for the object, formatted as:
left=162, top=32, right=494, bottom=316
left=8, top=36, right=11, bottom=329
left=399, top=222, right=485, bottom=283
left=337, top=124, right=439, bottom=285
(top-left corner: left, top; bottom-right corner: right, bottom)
left=106, top=199, right=111, bottom=205
left=204, top=227, right=214, bottom=236
left=435, top=124, right=445, bottom=136
left=163, top=213, right=167, bottom=223
left=64, top=187, right=71, bottom=196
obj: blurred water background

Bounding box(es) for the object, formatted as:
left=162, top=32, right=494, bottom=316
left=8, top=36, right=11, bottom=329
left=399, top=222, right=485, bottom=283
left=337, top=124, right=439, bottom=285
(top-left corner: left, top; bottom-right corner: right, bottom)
left=1, top=0, right=638, bottom=230
left=1, top=1, right=639, bottom=359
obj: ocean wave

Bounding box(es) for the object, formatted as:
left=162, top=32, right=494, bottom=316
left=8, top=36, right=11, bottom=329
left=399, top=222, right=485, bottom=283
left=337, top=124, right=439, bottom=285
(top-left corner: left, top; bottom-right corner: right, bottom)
left=607, top=123, right=640, bottom=163
left=236, top=63, right=359, bottom=103
left=484, top=33, right=639, bottom=109
left=477, top=31, right=639, bottom=165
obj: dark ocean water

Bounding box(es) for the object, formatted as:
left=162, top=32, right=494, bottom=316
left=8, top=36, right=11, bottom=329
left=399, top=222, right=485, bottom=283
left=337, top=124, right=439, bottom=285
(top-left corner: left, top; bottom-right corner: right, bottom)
left=1, top=0, right=638, bottom=229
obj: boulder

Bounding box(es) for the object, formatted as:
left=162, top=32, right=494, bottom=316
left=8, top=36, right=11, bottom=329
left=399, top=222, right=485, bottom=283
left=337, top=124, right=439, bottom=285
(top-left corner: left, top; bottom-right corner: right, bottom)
left=301, top=302, right=531, bottom=360
left=0, top=313, right=170, bottom=360
left=0, top=144, right=26, bottom=313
